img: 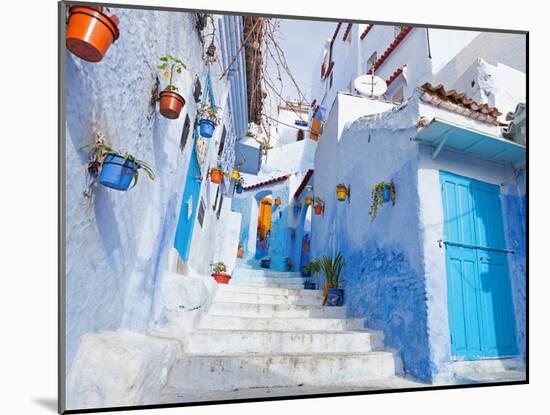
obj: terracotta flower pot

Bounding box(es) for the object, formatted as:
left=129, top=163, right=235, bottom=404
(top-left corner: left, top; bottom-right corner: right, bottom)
left=237, top=247, right=244, bottom=258
left=210, top=168, right=223, bottom=184
left=66, top=6, right=120, bottom=62
left=159, top=90, right=186, bottom=119
left=212, top=272, right=231, bottom=284
left=313, top=204, right=323, bottom=215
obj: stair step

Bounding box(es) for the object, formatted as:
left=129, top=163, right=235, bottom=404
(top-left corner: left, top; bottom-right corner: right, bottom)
left=232, top=268, right=302, bottom=279
left=229, top=278, right=306, bottom=289
left=168, top=352, right=401, bottom=391
left=213, top=289, right=323, bottom=306
left=198, top=315, right=368, bottom=332
left=208, top=302, right=346, bottom=319
left=217, top=284, right=322, bottom=297
left=187, top=329, right=381, bottom=354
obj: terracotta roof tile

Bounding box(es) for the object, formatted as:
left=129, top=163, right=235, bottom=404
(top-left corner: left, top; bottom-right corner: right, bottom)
left=243, top=174, right=290, bottom=191
left=360, top=25, right=373, bottom=40
left=369, top=27, right=413, bottom=74
left=294, top=169, right=314, bottom=198
left=342, top=23, right=353, bottom=41
left=419, top=83, right=503, bottom=125
left=386, top=64, right=407, bottom=86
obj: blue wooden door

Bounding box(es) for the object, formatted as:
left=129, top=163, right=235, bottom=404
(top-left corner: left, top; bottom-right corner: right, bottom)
left=440, top=171, right=517, bottom=360
left=174, top=149, right=201, bottom=262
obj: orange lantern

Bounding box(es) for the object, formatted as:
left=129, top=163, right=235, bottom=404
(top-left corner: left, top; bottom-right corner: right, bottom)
left=210, top=168, right=223, bottom=184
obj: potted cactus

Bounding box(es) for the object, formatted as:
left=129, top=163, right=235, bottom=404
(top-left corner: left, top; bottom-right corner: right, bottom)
left=66, top=5, right=120, bottom=62
left=211, top=262, right=231, bottom=284
left=199, top=104, right=220, bottom=138
left=157, top=55, right=187, bottom=119
left=319, top=253, right=345, bottom=306
left=87, top=143, right=155, bottom=191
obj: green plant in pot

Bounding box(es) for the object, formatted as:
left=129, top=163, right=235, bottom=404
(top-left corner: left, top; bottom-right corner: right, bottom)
left=158, top=54, right=187, bottom=119
left=235, top=176, right=245, bottom=194
left=211, top=261, right=231, bottom=284
left=369, top=181, right=396, bottom=221
left=199, top=104, right=221, bottom=138
left=86, top=143, right=155, bottom=191
left=302, top=258, right=321, bottom=289
left=319, top=253, right=345, bottom=306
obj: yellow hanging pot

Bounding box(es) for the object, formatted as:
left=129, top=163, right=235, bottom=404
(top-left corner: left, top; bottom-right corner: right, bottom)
left=305, top=196, right=313, bottom=205
left=336, top=184, right=348, bottom=201
left=231, top=169, right=240, bottom=181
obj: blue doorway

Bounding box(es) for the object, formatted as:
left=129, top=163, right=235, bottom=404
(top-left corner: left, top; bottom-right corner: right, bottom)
left=440, top=171, right=517, bottom=360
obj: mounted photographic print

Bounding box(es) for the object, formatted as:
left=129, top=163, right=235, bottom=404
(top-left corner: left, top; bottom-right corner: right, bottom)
left=59, top=1, right=528, bottom=413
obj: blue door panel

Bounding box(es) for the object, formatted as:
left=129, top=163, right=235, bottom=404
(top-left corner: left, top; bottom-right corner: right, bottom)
left=440, top=171, right=517, bottom=360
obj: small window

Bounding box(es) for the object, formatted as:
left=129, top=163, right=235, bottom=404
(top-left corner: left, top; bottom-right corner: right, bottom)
left=197, top=198, right=206, bottom=227
left=392, top=85, right=404, bottom=104
left=218, top=126, right=227, bottom=156
left=180, top=114, right=191, bottom=152
left=366, top=51, right=377, bottom=74
left=296, top=129, right=304, bottom=141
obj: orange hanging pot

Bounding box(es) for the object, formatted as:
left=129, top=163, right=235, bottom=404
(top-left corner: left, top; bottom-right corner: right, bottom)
left=304, top=196, right=313, bottom=206
left=159, top=90, right=186, bottom=119
left=274, top=197, right=282, bottom=206
left=210, top=168, right=224, bottom=184
left=66, top=6, right=120, bottom=62
left=313, top=204, right=323, bottom=215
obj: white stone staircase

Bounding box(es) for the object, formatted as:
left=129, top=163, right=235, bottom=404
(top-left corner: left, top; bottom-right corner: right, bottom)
left=158, top=269, right=416, bottom=402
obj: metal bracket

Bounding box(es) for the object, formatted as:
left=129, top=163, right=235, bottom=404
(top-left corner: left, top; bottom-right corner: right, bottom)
left=432, top=129, right=451, bottom=160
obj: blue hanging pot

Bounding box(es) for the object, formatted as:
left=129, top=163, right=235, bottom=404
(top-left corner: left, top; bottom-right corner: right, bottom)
left=199, top=119, right=216, bottom=138
left=236, top=185, right=243, bottom=194
left=99, top=154, right=137, bottom=191
left=382, top=185, right=392, bottom=203
left=326, top=288, right=344, bottom=306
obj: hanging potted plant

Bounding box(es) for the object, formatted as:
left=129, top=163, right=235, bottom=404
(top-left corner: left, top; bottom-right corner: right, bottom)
left=274, top=197, right=282, bottom=206
left=230, top=169, right=240, bottom=181
left=66, top=5, right=120, bottom=62
left=158, top=55, right=187, bottom=119
left=319, top=253, right=345, bottom=306
left=235, top=176, right=245, bottom=194
left=199, top=104, right=220, bottom=138
left=336, top=183, right=348, bottom=201
left=211, top=262, right=231, bottom=284
left=86, top=143, right=155, bottom=191
left=237, top=243, right=244, bottom=259
left=209, top=167, right=224, bottom=184
left=304, top=196, right=313, bottom=206
left=313, top=196, right=324, bottom=215
left=370, top=181, right=396, bottom=220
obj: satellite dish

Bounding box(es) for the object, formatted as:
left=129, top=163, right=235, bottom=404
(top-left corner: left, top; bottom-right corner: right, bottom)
left=354, top=74, right=387, bottom=97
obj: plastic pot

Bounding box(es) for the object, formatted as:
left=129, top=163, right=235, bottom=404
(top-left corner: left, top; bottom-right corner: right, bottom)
left=336, top=184, right=347, bottom=201
left=66, top=6, right=120, bottom=62
left=159, top=90, right=186, bottom=119
left=99, top=154, right=137, bottom=191
left=236, top=185, right=243, bottom=194
left=212, top=272, right=231, bottom=284
left=199, top=119, right=216, bottom=138
left=382, top=186, right=392, bottom=203
left=326, top=288, right=344, bottom=306
left=274, top=197, right=281, bottom=206
left=210, top=168, right=223, bottom=184
left=313, top=204, right=323, bottom=215
left=305, top=196, right=313, bottom=205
